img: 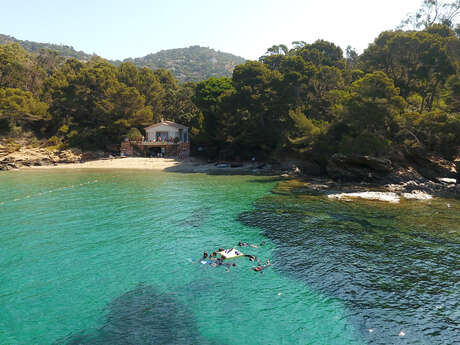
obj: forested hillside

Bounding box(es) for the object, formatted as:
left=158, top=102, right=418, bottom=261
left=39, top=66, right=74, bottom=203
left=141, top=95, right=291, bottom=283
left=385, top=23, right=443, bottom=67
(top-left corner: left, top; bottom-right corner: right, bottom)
left=122, top=46, right=245, bottom=82
left=0, top=0, right=459, bottom=178
left=0, top=34, right=245, bottom=83
left=0, top=34, right=94, bottom=61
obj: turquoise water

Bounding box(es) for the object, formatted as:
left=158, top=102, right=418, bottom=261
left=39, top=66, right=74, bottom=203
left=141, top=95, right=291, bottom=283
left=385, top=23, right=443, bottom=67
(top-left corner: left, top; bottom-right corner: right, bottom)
left=0, top=171, right=459, bottom=344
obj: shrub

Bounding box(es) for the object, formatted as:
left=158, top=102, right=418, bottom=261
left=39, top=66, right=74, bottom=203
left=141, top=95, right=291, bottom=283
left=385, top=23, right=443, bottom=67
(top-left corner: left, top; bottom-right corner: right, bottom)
left=339, top=134, right=391, bottom=156
left=127, top=128, right=143, bottom=141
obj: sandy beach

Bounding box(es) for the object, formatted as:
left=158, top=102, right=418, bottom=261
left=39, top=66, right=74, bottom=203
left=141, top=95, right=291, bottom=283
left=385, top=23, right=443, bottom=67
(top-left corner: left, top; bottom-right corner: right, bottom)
left=28, top=157, right=268, bottom=174
left=30, top=157, right=184, bottom=170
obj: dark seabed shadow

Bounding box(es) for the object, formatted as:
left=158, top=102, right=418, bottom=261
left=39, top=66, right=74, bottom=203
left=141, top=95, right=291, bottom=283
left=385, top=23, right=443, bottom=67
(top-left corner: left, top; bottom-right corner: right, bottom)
left=238, top=196, right=460, bottom=345
left=58, top=284, right=219, bottom=345
left=178, top=206, right=211, bottom=228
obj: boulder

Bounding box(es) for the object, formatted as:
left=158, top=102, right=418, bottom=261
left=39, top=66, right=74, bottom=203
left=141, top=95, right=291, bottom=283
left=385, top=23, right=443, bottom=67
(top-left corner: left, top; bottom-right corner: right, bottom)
left=300, top=161, right=322, bottom=176
left=327, top=154, right=392, bottom=181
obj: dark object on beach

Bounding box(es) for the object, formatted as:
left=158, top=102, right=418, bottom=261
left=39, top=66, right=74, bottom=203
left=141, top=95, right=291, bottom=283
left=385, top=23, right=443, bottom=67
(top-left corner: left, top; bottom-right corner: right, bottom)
left=230, top=163, right=243, bottom=168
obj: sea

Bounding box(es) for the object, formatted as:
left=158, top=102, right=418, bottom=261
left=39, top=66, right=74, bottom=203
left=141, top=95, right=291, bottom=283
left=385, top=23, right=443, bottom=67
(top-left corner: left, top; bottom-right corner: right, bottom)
left=0, top=170, right=459, bottom=345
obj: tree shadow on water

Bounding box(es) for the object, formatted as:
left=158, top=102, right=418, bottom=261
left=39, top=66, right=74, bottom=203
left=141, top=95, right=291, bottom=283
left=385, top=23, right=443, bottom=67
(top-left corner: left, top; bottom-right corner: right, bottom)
left=59, top=284, right=217, bottom=345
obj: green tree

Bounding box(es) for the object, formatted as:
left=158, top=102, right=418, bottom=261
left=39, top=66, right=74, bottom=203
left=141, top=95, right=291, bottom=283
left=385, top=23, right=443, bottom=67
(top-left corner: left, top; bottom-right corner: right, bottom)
left=0, top=87, right=48, bottom=133
left=292, top=40, right=345, bottom=69
left=361, top=30, right=456, bottom=111
left=399, top=0, right=460, bottom=29
left=194, top=77, right=233, bottom=143
left=340, top=71, right=406, bottom=137
left=0, top=43, right=46, bottom=95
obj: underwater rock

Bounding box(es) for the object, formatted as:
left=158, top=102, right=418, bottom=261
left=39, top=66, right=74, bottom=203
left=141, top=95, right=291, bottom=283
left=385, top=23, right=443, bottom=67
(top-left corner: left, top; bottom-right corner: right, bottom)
left=62, top=284, right=205, bottom=345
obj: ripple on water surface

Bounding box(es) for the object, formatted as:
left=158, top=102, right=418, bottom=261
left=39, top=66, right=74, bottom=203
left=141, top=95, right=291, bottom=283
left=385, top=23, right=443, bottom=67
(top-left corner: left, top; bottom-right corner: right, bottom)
left=240, top=180, right=460, bottom=344
left=1, top=171, right=360, bottom=345
left=0, top=171, right=459, bottom=344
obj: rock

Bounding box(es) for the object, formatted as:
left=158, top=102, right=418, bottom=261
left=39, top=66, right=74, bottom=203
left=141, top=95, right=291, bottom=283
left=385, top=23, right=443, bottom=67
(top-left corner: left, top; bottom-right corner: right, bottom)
left=56, top=149, right=81, bottom=163
left=327, top=154, right=392, bottom=181
left=300, top=161, right=322, bottom=176
left=81, top=151, right=98, bottom=162
left=405, top=152, right=456, bottom=179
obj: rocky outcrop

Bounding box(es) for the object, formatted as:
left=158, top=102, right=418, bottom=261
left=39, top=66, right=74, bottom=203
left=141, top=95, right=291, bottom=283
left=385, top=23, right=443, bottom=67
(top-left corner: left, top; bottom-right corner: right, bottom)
left=404, top=151, right=456, bottom=180
left=326, top=154, right=392, bottom=181
left=0, top=146, right=82, bottom=170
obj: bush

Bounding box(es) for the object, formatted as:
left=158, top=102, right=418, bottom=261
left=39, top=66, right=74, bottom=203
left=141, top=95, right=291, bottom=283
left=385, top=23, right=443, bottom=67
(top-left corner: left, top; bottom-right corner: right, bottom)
left=127, top=128, right=143, bottom=141
left=339, top=134, right=391, bottom=156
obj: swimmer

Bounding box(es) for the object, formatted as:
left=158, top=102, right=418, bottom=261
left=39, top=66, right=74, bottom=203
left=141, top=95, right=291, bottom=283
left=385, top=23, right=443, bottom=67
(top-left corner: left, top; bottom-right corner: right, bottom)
left=253, top=262, right=270, bottom=274
left=203, top=251, right=208, bottom=259
left=244, top=254, right=260, bottom=264
left=238, top=241, right=258, bottom=248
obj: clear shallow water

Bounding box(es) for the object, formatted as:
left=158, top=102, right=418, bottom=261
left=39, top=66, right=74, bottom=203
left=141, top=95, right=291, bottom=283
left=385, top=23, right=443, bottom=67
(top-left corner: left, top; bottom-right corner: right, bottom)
left=0, top=171, right=458, bottom=344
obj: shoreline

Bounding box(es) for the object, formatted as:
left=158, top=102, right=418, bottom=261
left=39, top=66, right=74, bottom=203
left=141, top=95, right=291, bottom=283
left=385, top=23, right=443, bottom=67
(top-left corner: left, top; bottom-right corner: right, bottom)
left=7, top=156, right=460, bottom=202
left=23, top=157, right=277, bottom=175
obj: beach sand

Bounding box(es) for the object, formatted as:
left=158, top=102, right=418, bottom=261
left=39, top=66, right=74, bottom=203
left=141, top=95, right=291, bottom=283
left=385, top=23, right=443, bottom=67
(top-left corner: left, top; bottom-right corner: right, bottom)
left=27, top=157, right=266, bottom=174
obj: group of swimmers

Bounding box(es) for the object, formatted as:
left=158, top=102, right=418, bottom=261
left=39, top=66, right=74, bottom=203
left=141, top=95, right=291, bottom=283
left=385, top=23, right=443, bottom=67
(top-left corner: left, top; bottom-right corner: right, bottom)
left=200, top=241, right=270, bottom=273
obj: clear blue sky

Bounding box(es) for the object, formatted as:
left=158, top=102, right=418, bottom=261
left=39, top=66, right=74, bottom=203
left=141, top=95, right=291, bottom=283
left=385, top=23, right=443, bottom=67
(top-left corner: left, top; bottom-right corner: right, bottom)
left=1, top=0, right=423, bottom=60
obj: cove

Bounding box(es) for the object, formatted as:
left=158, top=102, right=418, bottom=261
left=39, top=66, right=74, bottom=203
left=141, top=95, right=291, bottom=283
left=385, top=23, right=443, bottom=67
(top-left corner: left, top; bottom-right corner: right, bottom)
left=1, top=170, right=458, bottom=344
left=1, top=170, right=359, bottom=345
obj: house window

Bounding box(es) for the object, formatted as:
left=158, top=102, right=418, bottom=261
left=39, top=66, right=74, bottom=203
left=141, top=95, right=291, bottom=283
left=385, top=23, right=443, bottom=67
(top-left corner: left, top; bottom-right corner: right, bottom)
left=156, top=131, right=169, bottom=141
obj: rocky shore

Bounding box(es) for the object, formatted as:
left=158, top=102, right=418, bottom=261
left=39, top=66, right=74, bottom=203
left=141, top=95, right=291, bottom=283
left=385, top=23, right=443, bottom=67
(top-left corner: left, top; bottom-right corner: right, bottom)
left=1, top=141, right=458, bottom=199
left=0, top=144, right=82, bottom=171
left=288, top=153, right=459, bottom=199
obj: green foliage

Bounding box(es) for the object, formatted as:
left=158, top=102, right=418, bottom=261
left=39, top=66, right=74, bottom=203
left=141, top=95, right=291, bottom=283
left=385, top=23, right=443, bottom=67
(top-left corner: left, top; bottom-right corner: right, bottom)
left=287, top=107, right=322, bottom=152
left=122, top=46, right=246, bottom=83
left=0, top=43, right=46, bottom=95
left=1, top=21, right=459, bottom=163
left=446, top=74, right=460, bottom=111
left=339, top=134, right=391, bottom=156
left=341, top=71, right=406, bottom=135
left=398, top=110, right=460, bottom=158
left=398, top=1, right=460, bottom=30
left=1, top=35, right=245, bottom=83
left=0, top=87, right=48, bottom=133
left=360, top=29, right=456, bottom=111
left=127, top=127, right=143, bottom=141
left=0, top=34, right=94, bottom=60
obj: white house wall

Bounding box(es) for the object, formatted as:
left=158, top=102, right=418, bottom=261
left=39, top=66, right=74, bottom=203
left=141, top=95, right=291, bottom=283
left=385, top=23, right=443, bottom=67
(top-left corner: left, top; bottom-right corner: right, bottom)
left=145, top=124, right=188, bottom=142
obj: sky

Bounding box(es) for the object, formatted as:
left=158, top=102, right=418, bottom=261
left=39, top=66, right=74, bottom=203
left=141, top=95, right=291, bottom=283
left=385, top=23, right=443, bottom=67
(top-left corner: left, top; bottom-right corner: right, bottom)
left=1, top=0, right=425, bottom=61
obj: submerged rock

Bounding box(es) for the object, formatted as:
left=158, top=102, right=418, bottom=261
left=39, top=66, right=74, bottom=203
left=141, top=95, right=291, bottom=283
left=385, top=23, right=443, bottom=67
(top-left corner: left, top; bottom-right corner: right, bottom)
left=61, top=284, right=213, bottom=345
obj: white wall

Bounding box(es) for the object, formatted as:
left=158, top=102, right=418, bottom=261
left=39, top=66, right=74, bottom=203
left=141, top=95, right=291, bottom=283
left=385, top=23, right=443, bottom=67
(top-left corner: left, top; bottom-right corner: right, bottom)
left=145, top=124, right=188, bottom=142
left=146, top=125, right=177, bottom=141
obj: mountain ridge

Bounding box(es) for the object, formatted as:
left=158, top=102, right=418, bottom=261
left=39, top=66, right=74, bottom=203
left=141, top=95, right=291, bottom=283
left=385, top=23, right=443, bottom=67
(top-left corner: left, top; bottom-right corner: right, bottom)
left=0, top=34, right=246, bottom=82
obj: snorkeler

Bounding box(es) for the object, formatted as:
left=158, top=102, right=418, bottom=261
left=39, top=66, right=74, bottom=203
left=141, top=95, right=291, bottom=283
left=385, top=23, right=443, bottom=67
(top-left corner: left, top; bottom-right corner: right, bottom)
left=252, top=260, right=271, bottom=274
left=238, top=241, right=259, bottom=248
left=244, top=254, right=260, bottom=265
